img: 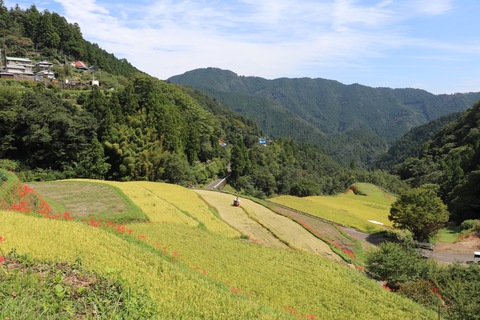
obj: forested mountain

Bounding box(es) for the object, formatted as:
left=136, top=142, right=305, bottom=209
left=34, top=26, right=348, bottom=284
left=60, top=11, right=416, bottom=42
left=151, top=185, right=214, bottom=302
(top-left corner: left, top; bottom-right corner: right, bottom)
left=393, top=101, right=480, bottom=221
left=169, top=68, right=480, bottom=167
left=0, top=3, right=412, bottom=198
left=0, top=3, right=139, bottom=77
left=374, top=112, right=463, bottom=170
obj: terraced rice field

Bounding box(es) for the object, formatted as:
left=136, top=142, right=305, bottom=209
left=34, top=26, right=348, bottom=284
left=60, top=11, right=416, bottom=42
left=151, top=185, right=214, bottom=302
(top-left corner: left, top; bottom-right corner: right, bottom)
left=0, top=179, right=437, bottom=319
left=195, top=190, right=288, bottom=249
left=271, top=183, right=394, bottom=233
left=79, top=180, right=240, bottom=238
left=0, top=211, right=281, bottom=319
left=196, top=190, right=342, bottom=262
left=27, top=181, right=129, bottom=216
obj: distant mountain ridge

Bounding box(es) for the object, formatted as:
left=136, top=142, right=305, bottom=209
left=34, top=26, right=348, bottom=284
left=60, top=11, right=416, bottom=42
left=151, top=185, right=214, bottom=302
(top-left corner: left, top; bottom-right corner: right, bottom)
left=169, top=68, right=480, bottom=166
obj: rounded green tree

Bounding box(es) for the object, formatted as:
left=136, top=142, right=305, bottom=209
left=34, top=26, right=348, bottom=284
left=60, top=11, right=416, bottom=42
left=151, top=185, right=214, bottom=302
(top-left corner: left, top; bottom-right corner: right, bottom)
left=389, top=187, right=449, bottom=242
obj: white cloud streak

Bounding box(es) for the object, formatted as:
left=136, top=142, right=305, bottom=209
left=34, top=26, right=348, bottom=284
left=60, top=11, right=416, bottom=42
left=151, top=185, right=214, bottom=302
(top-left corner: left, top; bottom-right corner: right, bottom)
left=6, top=0, right=476, bottom=93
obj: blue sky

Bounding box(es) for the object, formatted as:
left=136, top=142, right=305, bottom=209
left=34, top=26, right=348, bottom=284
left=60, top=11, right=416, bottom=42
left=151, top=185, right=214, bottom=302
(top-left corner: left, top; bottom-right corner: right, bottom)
left=5, top=0, right=480, bottom=94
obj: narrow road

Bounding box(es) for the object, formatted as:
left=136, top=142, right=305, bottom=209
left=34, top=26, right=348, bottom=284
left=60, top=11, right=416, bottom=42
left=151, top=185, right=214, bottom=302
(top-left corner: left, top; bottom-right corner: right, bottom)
left=204, top=174, right=229, bottom=190
left=340, top=226, right=475, bottom=264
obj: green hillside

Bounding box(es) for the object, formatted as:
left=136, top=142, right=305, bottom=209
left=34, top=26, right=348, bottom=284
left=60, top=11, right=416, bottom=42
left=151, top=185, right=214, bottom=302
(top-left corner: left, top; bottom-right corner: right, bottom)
left=169, top=67, right=480, bottom=166
left=394, top=101, right=480, bottom=222
left=375, top=112, right=462, bottom=170
left=0, top=4, right=139, bottom=77
left=0, top=178, right=437, bottom=319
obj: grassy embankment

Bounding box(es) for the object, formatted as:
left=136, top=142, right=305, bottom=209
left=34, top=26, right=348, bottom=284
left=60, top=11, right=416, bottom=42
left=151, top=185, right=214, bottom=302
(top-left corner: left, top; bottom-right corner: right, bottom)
left=0, top=178, right=437, bottom=319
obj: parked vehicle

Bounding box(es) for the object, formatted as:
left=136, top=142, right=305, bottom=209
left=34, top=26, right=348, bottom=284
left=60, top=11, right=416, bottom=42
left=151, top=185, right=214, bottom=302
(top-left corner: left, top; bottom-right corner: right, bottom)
left=474, top=251, right=480, bottom=263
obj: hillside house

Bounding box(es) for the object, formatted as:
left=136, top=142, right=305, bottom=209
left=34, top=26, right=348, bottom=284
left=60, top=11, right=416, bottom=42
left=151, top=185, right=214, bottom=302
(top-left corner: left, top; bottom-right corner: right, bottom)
left=36, top=60, right=54, bottom=71
left=74, top=61, right=88, bottom=70
left=35, top=69, right=55, bottom=80
left=5, top=56, right=34, bottom=75
left=218, top=139, right=227, bottom=147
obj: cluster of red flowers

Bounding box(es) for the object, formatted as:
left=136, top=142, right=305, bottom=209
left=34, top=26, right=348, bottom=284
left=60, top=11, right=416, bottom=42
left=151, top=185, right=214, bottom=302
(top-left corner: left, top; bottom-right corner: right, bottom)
left=432, top=286, right=444, bottom=300
left=0, top=235, right=5, bottom=263
left=282, top=213, right=358, bottom=262
left=189, top=265, right=208, bottom=275
left=283, top=306, right=318, bottom=319
left=342, top=248, right=355, bottom=260
left=80, top=216, right=134, bottom=234
left=4, top=183, right=77, bottom=221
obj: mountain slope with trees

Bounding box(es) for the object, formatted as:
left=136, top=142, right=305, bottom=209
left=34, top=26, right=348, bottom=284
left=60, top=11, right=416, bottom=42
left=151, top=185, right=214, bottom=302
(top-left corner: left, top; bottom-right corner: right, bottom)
left=0, top=3, right=410, bottom=198
left=374, top=112, right=463, bottom=170
left=0, top=2, right=139, bottom=77
left=393, top=101, right=480, bottom=222
left=169, top=68, right=480, bottom=167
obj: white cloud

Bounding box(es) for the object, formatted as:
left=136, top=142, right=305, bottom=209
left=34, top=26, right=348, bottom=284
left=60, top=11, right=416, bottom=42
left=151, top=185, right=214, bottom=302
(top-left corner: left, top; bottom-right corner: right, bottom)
left=9, top=0, right=472, bottom=93
left=414, top=0, right=454, bottom=15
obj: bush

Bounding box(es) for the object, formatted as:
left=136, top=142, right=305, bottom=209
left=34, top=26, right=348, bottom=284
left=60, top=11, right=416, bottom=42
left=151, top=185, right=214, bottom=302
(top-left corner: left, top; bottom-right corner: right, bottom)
left=0, top=159, right=19, bottom=171
left=460, top=219, right=480, bottom=231
left=434, top=263, right=480, bottom=320
left=366, top=241, right=429, bottom=289
left=0, top=171, right=7, bottom=183
left=398, top=279, right=444, bottom=312
left=290, top=179, right=321, bottom=197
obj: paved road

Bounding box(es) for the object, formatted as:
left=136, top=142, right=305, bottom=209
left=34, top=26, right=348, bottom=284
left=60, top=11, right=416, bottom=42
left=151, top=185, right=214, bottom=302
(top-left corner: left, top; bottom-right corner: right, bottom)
left=204, top=174, right=230, bottom=190
left=340, top=226, right=475, bottom=264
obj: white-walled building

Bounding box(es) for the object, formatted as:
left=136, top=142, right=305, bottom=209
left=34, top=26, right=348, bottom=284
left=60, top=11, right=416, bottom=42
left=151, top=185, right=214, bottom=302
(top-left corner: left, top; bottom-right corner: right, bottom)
left=5, top=56, right=34, bottom=75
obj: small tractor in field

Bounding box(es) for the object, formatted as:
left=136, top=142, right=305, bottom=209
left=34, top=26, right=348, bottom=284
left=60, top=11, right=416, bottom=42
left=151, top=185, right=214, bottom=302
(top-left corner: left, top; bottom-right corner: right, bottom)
left=233, top=196, right=241, bottom=207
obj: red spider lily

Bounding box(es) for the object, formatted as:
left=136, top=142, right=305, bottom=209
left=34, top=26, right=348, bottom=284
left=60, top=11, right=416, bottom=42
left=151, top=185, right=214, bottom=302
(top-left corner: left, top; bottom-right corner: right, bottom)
left=342, top=248, right=355, bottom=259
left=306, top=315, right=318, bottom=319
left=88, top=220, right=101, bottom=227
left=126, top=229, right=133, bottom=234
left=0, top=236, right=4, bottom=243
left=230, top=287, right=241, bottom=294
left=172, top=251, right=179, bottom=256
left=0, top=256, right=5, bottom=263
left=137, top=235, right=146, bottom=240
left=432, top=287, right=443, bottom=300
left=38, top=201, right=52, bottom=215
left=283, top=306, right=297, bottom=315
left=62, top=212, right=74, bottom=220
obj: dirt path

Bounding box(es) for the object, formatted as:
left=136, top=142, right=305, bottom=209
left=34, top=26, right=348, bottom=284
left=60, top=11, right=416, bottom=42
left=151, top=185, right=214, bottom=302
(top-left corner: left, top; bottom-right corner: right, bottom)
left=195, top=191, right=342, bottom=262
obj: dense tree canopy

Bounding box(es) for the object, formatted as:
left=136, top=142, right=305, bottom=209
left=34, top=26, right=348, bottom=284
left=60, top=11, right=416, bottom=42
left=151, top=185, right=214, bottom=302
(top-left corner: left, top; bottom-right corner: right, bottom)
left=393, top=101, right=480, bottom=222
left=0, top=3, right=409, bottom=197
left=0, top=2, right=138, bottom=77
left=389, top=187, right=449, bottom=241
